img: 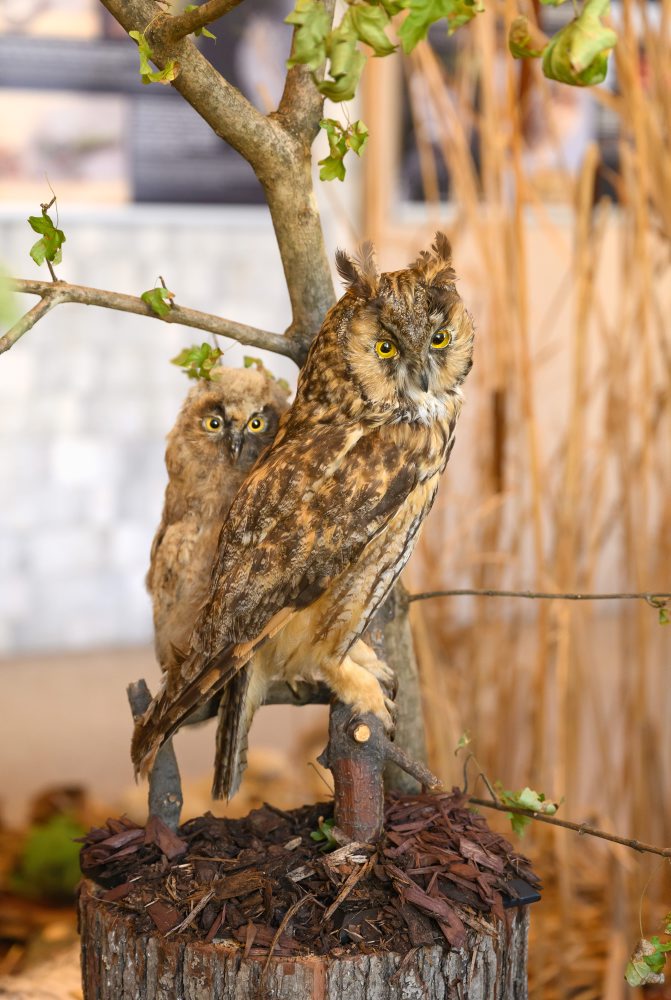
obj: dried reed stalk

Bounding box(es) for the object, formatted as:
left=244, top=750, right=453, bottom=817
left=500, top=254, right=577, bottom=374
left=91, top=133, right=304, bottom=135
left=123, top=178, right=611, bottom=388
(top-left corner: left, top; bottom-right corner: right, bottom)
left=365, top=1, right=671, bottom=994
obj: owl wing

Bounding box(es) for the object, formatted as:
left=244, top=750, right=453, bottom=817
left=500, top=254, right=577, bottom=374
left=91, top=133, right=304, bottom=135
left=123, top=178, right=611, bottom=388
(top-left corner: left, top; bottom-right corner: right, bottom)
left=132, top=421, right=426, bottom=773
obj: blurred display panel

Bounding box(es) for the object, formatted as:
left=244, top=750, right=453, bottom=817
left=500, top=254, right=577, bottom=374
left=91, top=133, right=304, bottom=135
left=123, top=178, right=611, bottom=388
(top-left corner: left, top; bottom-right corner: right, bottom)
left=397, top=2, right=646, bottom=205
left=0, top=0, right=291, bottom=204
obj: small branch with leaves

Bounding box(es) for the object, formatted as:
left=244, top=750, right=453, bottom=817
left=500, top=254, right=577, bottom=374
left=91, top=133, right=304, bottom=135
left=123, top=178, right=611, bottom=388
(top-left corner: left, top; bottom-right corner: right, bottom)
left=3, top=277, right=300, bottom=362
left=457, top=739, right=671, bottom=984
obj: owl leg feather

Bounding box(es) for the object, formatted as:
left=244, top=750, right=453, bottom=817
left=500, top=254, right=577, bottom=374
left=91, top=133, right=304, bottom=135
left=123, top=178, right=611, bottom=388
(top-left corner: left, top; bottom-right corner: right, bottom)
left=320, top=654, right=395, bottom=731
left=348, top=639, right=397, bottom=694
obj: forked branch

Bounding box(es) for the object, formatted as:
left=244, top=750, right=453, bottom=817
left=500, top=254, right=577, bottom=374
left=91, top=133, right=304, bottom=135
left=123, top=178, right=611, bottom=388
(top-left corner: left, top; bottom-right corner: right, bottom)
left=156, top=0, right=243, bottom=43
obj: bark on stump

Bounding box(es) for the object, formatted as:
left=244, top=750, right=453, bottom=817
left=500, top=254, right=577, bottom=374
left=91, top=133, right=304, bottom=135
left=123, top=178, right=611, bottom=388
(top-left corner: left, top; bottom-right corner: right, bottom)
left=79, top=879, right=530, bottom=1000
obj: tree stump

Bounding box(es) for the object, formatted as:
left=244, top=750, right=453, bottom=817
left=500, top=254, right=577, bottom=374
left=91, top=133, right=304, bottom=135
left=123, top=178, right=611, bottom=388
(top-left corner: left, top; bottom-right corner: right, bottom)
left=78, top=879, right=530, bottom=999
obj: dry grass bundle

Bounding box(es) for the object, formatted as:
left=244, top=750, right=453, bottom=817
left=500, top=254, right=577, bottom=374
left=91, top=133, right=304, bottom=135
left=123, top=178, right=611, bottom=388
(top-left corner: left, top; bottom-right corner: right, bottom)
left=364, top=0, right=671, bottom=994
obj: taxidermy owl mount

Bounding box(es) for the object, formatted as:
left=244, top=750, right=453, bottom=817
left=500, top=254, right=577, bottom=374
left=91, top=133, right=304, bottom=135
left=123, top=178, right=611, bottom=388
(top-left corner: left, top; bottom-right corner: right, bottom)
left=132, top=233, right=474, bottom=817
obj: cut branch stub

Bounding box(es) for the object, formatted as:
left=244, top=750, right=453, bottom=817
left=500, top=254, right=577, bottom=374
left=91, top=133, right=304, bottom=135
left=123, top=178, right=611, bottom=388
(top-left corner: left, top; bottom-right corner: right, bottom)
left=127, top=680, right=183, bottom=832
left=318, top=705, right=441, bottom=843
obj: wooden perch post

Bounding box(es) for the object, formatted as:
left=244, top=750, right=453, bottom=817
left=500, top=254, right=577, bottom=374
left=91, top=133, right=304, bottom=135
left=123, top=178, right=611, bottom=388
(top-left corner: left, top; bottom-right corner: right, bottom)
left=127, top=587, right=439, bottom=838
left=79, top=884, right=530, bottom=1000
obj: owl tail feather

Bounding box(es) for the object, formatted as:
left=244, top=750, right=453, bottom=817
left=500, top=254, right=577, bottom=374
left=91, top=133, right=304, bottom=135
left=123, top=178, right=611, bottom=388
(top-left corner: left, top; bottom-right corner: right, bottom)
left=211, top=666, right=261, bottom=800
left=131, top=643, right=239, bottom=778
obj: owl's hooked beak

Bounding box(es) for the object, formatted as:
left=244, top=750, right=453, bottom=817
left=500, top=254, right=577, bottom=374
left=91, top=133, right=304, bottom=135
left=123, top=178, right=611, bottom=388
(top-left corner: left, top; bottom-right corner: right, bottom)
left=409, top=364, right=429, bottom=393
left=228, top=429, right=244, bottom=462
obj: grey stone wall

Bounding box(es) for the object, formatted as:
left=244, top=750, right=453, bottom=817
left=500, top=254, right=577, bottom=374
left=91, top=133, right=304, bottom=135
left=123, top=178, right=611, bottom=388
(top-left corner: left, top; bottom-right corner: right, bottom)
left=0, top=204, right=305, bottom=654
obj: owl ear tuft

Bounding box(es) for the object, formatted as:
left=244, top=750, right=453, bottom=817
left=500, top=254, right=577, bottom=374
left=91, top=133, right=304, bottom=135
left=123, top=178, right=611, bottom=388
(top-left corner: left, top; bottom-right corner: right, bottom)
left=335, top=241, right=379, bottom=299
left=410, top=231, right=456, bottom=286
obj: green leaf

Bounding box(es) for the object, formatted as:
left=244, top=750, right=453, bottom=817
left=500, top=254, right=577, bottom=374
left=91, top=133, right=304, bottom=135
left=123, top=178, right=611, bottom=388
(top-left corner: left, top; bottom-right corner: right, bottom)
left=509, top=811, right=533, bottom=836
left=495, top=782, right=561, bottom=835
left=509, top=16, right=547, bottom=58
left=184, top=5, right=217, bottom=38
left=658, top=606, right=669, bottom=625
left=399, top=0, right=484, bottom=53
left=28, top=210, right=66, bottom=268
left=625, top=937, right=671, bottom=985
left=310, top=816, right=338, bottom=851
left=454, top=731, right=471, bottom=753
left=10, top=815, right=86, bottom=902
left=348, top=118, right=369, bottom=154
left=171, top=342, right=223, bottom=380
left=129, top=29, right=180, bottom=85
left=318, top=118, right=369, bottom=182
left=286, top=0, right=332, bottom=70
left=378, top=0, right=406, bottom=13
left=348, top=4, right=396, bottom=56
left=141, top=285, right=174, bottom=318
left=542, top=0, right=617, bottom=87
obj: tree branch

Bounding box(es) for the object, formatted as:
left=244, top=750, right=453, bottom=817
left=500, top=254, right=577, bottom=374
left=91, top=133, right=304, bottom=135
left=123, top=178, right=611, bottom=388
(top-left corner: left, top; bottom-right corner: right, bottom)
left=275, top=0, right=337, bottom=143
left=469, top=797, right=671, bottom=860
left=409, top=588, right=671, bottom=607
left=99, top=0, right=337, bottom=360
left=0, top=291, right=65, bottom=355
left=5, top=278, right=300, bottom=362
left=99, top=0, right=278, bottom=172
left=157, top=0, right=243, bottom=43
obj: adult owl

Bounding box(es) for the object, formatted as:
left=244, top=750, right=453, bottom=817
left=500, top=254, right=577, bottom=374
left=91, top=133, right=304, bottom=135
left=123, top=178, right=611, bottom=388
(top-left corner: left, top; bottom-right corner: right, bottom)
left=146, top=365, right=289, bottom=736
left=134, top=234, right=474, bottom=799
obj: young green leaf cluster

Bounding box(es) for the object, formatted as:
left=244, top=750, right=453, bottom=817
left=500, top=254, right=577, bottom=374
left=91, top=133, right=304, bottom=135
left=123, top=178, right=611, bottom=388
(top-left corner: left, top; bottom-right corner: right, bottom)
left=495, top=783, right=561, bottom=836
left=28, top=208, right=66, bottom=269
left=318, top=118, right=369, bottom=181
left=129, top=30, right=179, bottom=85
left=509, top=0, right=617, bottom=87
left=310, top=815, right=339, bottom=851
left=141, top=285, right=175, bottom=317
left=625, top=916, right=671, bottom=987
left=171, top=342, right=224, bottom=379
left=286, top=0, right=483, bottom=107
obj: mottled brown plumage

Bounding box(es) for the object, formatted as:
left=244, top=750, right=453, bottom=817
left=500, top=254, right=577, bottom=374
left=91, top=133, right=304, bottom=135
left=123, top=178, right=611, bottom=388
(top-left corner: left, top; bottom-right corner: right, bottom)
left=134, top=235, right=475, bottom=799
left=146, top=365, right=288, bottom=778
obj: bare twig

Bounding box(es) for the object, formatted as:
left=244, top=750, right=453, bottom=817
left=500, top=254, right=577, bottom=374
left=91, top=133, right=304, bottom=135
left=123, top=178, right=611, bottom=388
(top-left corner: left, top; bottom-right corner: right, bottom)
left=469, top=797, right=671, bottom=860
left=384, top=738, right=442, bottom=791
left=0, top=293, right=64, bottom=355
left=409, top=589, right=671, bottom=607
left=158, top=0, right=243, bottom=43
left=5, top=278, right=300, bottom=362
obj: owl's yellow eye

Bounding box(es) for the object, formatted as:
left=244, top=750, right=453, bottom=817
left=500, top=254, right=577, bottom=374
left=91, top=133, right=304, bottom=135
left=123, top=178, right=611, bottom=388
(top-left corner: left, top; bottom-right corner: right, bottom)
left=375, top=340, right=398, bottom=359
left=203, top=415, right=223, bottom=432
left=247, top=414, right=267, bottom=434
left=430, top=330, right=452, bottom=350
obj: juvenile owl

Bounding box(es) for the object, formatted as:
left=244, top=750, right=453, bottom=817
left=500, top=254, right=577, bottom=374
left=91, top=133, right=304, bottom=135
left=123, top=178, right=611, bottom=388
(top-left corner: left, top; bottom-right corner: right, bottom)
left=134, top=234, right=474, bottom=799
left=147, top=365, right=289, bottom=741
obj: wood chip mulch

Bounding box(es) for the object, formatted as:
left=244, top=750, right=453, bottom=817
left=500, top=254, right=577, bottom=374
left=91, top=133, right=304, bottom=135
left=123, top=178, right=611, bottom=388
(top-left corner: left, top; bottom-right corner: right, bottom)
left=78, top=789, right=540, bottom=958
